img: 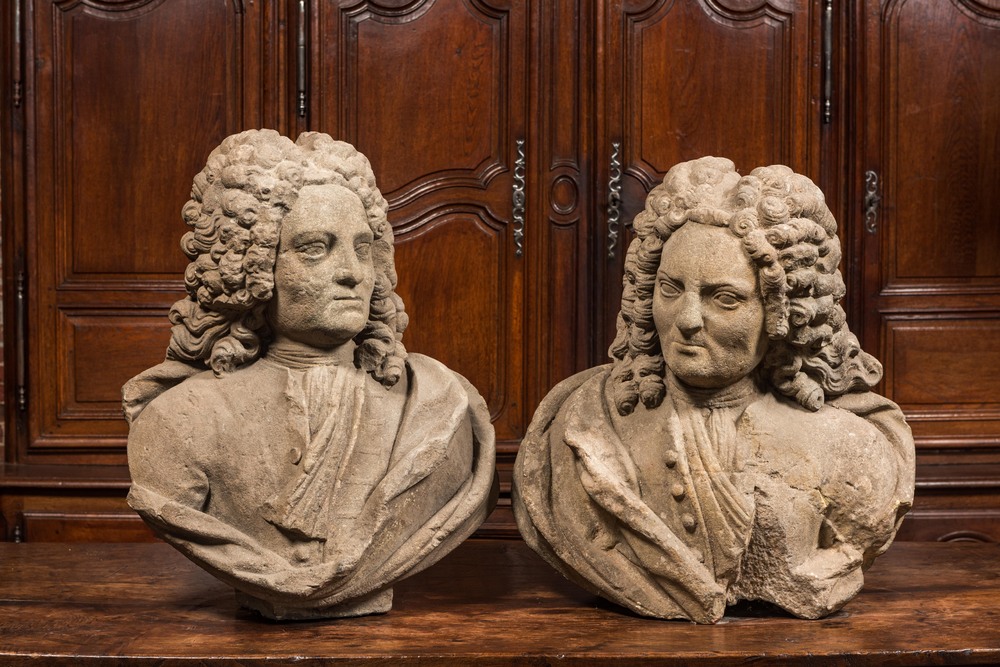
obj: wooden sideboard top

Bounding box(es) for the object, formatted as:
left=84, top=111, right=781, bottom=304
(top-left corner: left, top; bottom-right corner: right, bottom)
left=0, top=539, right=998, bottom=665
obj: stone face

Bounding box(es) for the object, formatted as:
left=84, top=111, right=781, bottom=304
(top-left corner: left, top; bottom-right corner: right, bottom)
left=512, top=156, right=914, bottom=623
left=124, top=130, right=497, bottom=620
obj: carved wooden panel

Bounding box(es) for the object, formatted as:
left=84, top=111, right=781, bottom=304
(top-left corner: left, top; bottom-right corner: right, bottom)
left=533, top=0, right=593, bottom=403
left=897, top=509, right=1000, bottom=543
left=391, top=210, right=506, bottom=416
left=53, top=309, right=169, bottom=426
left=343, top=1, right=507, bottom=203
left=621, top=0, right=813, bottom=183
left=860, top=0, right=1000, bottom=457
left=598, top=0, right=819, bottom=352
left=881, top=0, right=1000, bottom=290
left=52, top=2, right=238, bottom=282
left=884, top=317, right=1000, bottom=408
left=21, top=511, right=157, bottom=543
left=313, top=0, right=529, bottom=444
left=22, top=0, right=281, bottom=462
left=895, top=468, right=1000, bottom=542
left=882, top=316, right=1000, bottom=450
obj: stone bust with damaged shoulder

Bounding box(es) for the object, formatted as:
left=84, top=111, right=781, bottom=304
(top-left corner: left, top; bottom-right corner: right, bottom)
left=512, top=156, right=915, bottom=623
left=123, top=130, right=497, bottom=620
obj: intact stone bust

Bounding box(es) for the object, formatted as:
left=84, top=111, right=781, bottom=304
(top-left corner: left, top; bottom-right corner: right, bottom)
left=124, top=130, right=497, bottom=620
left=512, top=157, right=914, bottom=623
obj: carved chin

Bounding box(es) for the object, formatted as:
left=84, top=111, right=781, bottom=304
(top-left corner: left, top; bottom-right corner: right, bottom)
left=666, top=350, right=753, bottom=389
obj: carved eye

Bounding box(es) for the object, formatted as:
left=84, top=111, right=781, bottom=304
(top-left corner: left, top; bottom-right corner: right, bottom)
left=658, top=280, right=681, bottom=298
left=714, top=292, right=742, bottom=309
left=355, top=242, right=372, bottom=261
left=299, top=243, right=326, bottom=259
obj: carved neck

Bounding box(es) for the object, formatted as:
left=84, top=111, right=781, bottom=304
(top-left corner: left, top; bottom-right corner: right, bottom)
left=265, top=336, right=356, bottom=369
left=666, top=372, right=759, bottom=410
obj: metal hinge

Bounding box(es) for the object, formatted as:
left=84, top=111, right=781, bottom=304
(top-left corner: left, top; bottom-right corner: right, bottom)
left=606, top=141, right=623, bottom=259
left=864, top=170, right=881, bottom=234
left=512, top=139, right=526, bottom=258
left=13, top=1, right=23, bottom=108
left=15, top=270, right=26, bottom=411
left=821, top=0, right=833, bottom=124
left=296, top=0, right=308, bottom=118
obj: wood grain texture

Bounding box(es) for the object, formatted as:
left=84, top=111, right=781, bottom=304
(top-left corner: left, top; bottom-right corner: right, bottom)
left=2, top=0, right=998, bottom=549
left=0, top=540, right=999, bottom=664
left=21, top=0, right=282, bottom=464
left=880, top=315, right=1000, bottom=451
left=313, top=0, right=530, bottom=446
left=897, top=509, right=1000, bottom=543
left=530, top=0, right=594, bottom=417
left=896, top=463, right=1000, bottom=542
left=884, top=0, right=1000, bottom=285
left=19, top=510, right=156, bottom=542
left=857, top=0, right=1000, bottom=461
left=596, top=0, right=821, bottom=357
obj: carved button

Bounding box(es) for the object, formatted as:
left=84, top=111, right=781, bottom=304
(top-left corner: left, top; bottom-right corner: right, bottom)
left=663, top=451, right=678, bottom=468
left=692, top=548, right=704, bottom=563
left=671, top=483, right=686, bottom=500
left=681, top=513, right=697, bottom=532
left=289, top=447, right=302, bottom=465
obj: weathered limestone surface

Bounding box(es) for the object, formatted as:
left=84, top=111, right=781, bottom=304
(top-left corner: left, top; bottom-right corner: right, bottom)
left=124, top=130, right=497, bottom=620
left=513, top=157, right=914, bottom=623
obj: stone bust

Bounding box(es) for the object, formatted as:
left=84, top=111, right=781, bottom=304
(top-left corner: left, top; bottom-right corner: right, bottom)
left=512, top=157, right=914, bottom=623
left=124, top=130, right=497, bottom=620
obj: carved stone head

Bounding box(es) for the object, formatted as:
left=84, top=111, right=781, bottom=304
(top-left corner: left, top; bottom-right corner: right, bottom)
left=168, top=129, right=408, bottom=384
left=608, top=156, right=881, bottom=415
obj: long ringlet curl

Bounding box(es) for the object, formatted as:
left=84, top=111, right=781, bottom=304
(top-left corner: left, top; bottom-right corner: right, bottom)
left=165, top=129, right=408, bottom=386
left=609, top=157, right=880, bottom=415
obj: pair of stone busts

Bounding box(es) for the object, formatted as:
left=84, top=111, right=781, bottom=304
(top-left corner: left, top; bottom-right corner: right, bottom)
left=125, top=131, right=914, bottom=623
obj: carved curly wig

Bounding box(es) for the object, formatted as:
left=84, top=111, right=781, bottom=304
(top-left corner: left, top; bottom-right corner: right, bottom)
left=609, top=156, right=881, bottom=415
left=165, top=129, right=408, bottom=387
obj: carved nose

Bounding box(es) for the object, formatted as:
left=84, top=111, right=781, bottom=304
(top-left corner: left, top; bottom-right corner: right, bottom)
left=333, top=265, right=361, bottom=286
left=674, top=293, right=703, bottom=336
left=332, top=246, right=364, bottom=286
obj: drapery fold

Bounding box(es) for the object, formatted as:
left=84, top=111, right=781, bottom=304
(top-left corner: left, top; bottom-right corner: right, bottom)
left=127, top=354, right=497, bottom=614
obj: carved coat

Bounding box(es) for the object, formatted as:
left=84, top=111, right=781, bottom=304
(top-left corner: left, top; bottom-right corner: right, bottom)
left=512, top=365, right=914, bottom=623
left=126, top=353, right=496, bottom=618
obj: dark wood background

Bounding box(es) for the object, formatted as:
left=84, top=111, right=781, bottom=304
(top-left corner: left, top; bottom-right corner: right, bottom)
left=0, top=0, right=997, bottom=544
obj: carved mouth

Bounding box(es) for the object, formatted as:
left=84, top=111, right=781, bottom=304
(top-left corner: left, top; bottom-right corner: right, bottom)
left=672, top=341, right=706, bottom=355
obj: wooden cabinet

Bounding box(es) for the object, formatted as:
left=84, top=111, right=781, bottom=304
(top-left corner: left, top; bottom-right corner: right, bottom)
left=0, top=0, right=594, bottom=539
left=0, top=464, right=155, bottom=543
left=595, top=0, right=825, bottom=350
left=8, top=0, right=285, bottom=466
left=1, top=0, right=998, bottom=542
left=302, top=0, right=595, bottom=456
left=0, top=0, right=288, bottom=535
left=296, top=0, right=595, bottom=535
left=851, top=0, right=1000, bottom=541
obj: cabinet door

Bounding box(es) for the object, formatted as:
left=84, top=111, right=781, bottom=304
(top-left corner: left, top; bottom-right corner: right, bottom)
left=12, top=0, right=283, bottom=463
left=310, top=0, right=531, bottom=449
left=857, top=0, right=1000, bottom=461
left=596, top=0, right=822, bottom=353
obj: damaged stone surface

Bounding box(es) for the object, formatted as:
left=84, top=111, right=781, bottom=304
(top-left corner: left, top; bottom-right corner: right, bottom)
left=124, top=130, right=497, bottom=620
left=512, top=157, right=914, bottom=623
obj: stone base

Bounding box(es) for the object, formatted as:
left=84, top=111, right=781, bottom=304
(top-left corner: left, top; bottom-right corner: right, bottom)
left=235, top=587, right=393, bottom=620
